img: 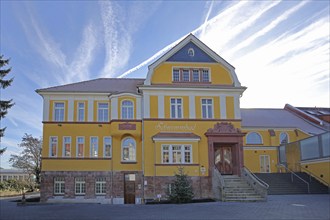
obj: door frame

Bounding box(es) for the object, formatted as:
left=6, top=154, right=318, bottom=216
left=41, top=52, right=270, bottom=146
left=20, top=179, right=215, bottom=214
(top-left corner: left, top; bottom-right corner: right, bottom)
left=214, top=145, right=233, bottom=175
left=124, top=173, right=136, bottom=204
left=259, top=155, right=271, bottom=173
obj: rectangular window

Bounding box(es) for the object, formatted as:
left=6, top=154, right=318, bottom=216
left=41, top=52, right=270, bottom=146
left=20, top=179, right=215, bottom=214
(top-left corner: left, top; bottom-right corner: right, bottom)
left=49, top=137, right=58, bottom=157
left=76, top=137, right=84, bottom=157
left=54, top=102, right=65, bottom=121
left=192, top=69, right=200, bottom=82
left=201, top=99, right=213, bottom=119
left=173, top=69, right=180, bottom=82
left=104, top=137, right=112, bottom=158
left=162, top=144, right=192, bottom=164
left=54, top=177, right=65, bottom=195
left=63, top=137, right=71, bottom=157
left=98, top=103, right=109, bottom=122
left=90, top=137, right=98, bottom=157
left=202, top=69, right=210, bottom=82
left=77, top=102, right=85, bottom=122
left=121, top=100, right=134, bottom=119
left=75, top=177, right=86, bottom=195
left=95, top=177, right=106, bottom=195
left=170, top=98, right=183, bottom=119
left=182, top=69, right=190, bottom=82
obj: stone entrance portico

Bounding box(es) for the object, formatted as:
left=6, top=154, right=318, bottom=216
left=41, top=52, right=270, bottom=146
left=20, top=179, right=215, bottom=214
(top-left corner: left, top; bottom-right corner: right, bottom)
left=205, top=122, right=246, bottom=176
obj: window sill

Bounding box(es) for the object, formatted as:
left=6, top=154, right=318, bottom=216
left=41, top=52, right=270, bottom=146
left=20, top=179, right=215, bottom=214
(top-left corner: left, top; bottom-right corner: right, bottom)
left=155, top=163, right=199, bottom=166
left=121, top=161, right=137, bottom=164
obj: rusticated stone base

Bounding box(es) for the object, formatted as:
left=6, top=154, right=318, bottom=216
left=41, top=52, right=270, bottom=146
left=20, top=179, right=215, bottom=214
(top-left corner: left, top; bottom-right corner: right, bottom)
left=143, top=175, right=212, bottom=200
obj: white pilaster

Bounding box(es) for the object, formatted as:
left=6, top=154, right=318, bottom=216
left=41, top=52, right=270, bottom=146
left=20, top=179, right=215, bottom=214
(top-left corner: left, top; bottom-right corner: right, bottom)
left=136, top=97, right=142, bottom=120
left=189, top=95, right=195, bottom=119
left=88, top=97, right=94, bottom=122
left=144, top=94, right=150, bottom=118
left=158, top=95, right=164, bottom=118
left=220, top=95, right=227, bottom=119
left=43, top=96, right=50, bottom=121
left=68, top=97, right=74, bottom=121
left=234, top=95, right=241, bottom=119
left=111, top=97, right=118, bottom=120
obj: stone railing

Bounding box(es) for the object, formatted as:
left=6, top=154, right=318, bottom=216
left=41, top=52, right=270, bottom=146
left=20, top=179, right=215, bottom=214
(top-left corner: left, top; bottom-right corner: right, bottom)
left=212, top=167, right=225, bottom=201
left=241, top=166, right=269, bottom=201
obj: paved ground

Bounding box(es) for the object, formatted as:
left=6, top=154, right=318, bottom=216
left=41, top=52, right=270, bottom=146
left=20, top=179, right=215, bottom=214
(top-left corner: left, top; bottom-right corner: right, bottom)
left=1, top=194, right=329, bottom=220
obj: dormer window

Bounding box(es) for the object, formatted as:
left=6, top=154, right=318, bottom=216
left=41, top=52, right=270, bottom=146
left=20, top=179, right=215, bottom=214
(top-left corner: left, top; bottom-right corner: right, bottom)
left=172, top=68, right=210, bottom=83
left=188, top=48, right=195, bottom=57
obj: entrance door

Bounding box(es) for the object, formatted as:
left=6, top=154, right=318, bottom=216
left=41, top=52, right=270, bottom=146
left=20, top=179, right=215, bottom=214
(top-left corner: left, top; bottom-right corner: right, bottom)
left=124, top=174, right=135, bottom=204
left=260, top=155, right=270, bottom=173
left=214, top=146, right=233, bottom=175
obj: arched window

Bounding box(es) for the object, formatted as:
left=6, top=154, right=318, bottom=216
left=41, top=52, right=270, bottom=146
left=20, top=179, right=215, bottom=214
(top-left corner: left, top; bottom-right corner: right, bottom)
left=121, top=100, right=134, bottom=119
left=280, top=132, right=289, bottom=144
left=188, top=48, right=194, bottom=57
left=122, top=137, right=136, bottom=161
left=246, top=132, right=263, bottom=144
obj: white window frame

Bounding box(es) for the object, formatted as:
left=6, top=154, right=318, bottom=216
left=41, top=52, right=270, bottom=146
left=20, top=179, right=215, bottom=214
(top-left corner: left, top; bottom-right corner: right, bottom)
left=54, top=177, right=65, bottom=195
left=121, top=137, right=136, bottom=162
left=192, top=69, right=200, bottom=82
left=172, top=69, right=180, bottom=82
left=90, top=137, right=98, bottom=157
left=246, top=132, right=263, bottom=144
left=63, top=136, right=71, bottom=157
left=49, top=136, right=58, bottom=157
left=280, top=132, right=289, bottom=144
left=121, top=100, right=134, bottom=119
left=182, top=69, right=190, bottom=82
left=170, top=98, right=183, bottom=119
left=103, top=137, right=112, bottom=158
left=201, top=69, right=210, bottom=82
left=161, top=144, right=192, bottom=164
left=75, top=177, right=86, bottom=195
left=77, top=102, right=85, bottom=122
left=76, top=136, right=85, bottom=157
left=97, top=103, right=109, bottom=122
left=95, top=177, right=106, bottom=195
left=201, top=98, right=213, bottom=119
left=54, top=102, right=65, bottom=122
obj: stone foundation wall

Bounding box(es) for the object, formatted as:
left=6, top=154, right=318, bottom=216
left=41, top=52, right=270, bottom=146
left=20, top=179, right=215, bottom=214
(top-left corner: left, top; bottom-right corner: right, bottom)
left=143, top=176, right=212, bottom=200
left=40, top=171, right=213, bottom=203
left=40, top=171, right=143, bottom=203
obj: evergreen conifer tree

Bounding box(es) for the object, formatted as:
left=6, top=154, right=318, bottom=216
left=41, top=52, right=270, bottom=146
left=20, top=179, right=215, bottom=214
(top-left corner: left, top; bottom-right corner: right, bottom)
left=0, top=55, right=14, bottom=155
left=168, top=167, right=194, bottom=203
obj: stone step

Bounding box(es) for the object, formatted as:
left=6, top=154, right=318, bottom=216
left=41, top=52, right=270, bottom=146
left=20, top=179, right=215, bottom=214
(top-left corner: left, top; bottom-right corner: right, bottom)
left=225, top=192, right=260, bottom=197
left=225, top=197, right=265, bottom=202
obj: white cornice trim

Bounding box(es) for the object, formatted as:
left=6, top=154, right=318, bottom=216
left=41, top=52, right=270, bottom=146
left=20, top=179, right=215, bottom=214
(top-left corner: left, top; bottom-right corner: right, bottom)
left=153, top=138, right=201, bottom=142
left=300, top=157, right=330, bottom=164
left=139, top=86, right=246, bottom=93
left=243, top=146, right=278, bottom=150
left=109, top=93, right=141, bottom=99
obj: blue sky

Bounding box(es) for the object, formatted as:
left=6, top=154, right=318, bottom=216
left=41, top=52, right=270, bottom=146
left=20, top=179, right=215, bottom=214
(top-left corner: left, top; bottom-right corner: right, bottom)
left=0, top=1, right=329, bottom=168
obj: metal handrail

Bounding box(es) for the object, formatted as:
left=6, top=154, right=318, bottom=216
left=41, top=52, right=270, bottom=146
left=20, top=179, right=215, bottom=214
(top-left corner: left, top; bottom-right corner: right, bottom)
left=278, top=164, right=310, bottom=193
left=298, top=164, right=330, bottom=187
left=243, top=166, right=269, bottom=189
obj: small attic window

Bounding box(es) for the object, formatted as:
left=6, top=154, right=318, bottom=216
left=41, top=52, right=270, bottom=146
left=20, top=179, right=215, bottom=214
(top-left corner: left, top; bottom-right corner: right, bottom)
left=188, top=48, right=194, bottom=57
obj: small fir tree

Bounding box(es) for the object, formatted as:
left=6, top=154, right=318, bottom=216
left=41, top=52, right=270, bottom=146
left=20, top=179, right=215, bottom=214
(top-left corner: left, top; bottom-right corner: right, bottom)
left=167, top=167, right=194, bottom=203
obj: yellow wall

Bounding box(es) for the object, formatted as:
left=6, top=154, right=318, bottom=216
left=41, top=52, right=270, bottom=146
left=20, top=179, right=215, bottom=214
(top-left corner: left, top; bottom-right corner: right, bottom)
left=151, top=63, right=233, bottom=85
left=243, top=149, right=278, bottom=173
left=42, top=122, right=142, bottom=172
left=150, top=96, right=158, bottom=118
left=301, top=160, right=330, bottom=185
left=226, top=96, right=234, bottom=119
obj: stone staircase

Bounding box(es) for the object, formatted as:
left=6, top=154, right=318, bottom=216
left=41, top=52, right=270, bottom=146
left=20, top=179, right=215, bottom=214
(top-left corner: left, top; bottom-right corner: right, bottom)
left=255, top=173, right=329, bottom=195
left=222, top=175, right=264, bottom=202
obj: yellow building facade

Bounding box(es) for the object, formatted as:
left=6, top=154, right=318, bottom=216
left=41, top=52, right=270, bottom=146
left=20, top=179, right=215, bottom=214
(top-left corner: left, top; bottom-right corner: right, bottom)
left=37, top=34, right=328, bottom=204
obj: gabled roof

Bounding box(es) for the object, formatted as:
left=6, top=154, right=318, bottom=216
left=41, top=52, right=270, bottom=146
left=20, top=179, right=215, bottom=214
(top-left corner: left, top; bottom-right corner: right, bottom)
left=144, top=34, right=242, bottom=87
left=241, top=108, right=327, bottom=135
left=36, top=78, right=145, bottom=95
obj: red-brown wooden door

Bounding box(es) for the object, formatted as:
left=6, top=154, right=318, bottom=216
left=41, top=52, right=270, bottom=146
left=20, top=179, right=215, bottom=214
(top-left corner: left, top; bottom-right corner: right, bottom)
left=215, top=146, right=233, bottom=175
